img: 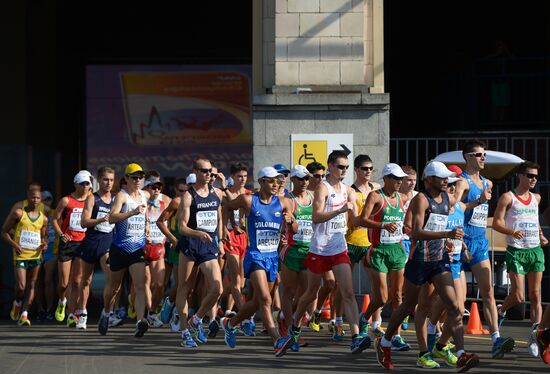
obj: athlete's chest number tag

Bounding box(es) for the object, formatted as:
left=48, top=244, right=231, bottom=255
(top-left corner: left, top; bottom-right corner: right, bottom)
left=128, top=215, right=146, bottom=236
left=257, top=230, right=280, bottom=253
left=469, top=204, right=488, bottom=228
left=293, top=219, right=313, bottom=242
left=197, top=210, right=218, bottom=233
left=149, top=219, right=166, bottom=243
left=380, top=221, right=403, bottom=244
left=69, top=211, right=86, bottom=232
left=95, top=211, right=114, bottom=233
left=19, top=230, right=41, bottom=250
left=513, top=221, right=540, bottom=248
left=329, top=213, right=347, bottom=234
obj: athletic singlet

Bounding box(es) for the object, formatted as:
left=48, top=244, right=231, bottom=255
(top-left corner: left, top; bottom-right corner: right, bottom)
left=446, top=202, right=465, bottom=256
left=401, top=190, right=419, bottom=240
left=369, top=189, right=405, bottom=249
left=148, top=197, right=167, bottom=244
left=60, top=194, right=87, bottom=242
left=505, top=191, right=540, bottom=249
left=287, top=191, right=313, bottom=249
left=410, top=190, right=450, bottom=262
left=86, top=192, right=115, bottom=240
left=112, top=189, right=147, bottom=253
left=13, top=210, right=44, bottom=260
left=346, top=183, right=373, bottom=247
left=188, top=186, right=220, bottom=236
left=462, top=171, right=489, bottom=239
left=227, top=189, right=251, bottom=230
left=23, top=200, right=45, bottom=213
left=309, top=181, right=348, bottom=256
left=246, top=194, right=282, bottom=257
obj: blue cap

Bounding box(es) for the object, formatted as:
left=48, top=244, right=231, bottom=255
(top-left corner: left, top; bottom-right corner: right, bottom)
left=273, top=163, right=290, bottom=174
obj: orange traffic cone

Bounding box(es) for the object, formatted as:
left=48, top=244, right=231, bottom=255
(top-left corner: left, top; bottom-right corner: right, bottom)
left=320, top=298, right=331, bottom=320
left=465, top=302, right=489, bottom=334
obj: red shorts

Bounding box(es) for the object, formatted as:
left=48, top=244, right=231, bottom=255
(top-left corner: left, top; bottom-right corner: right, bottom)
left=145, top=243, right=165, bottom=262
left=304, top=251, right=351, bottom=274
left=224, top=230, right=247, bottom=259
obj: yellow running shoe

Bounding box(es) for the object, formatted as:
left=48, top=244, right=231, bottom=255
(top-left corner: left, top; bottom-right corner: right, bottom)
left=128, top=298, right=136, bottom=319
left=18, top=315, right=31, bottom=327
left=10, top=301, right=21, bottom=321
left=416, top=352, right=440, bottom=369
left=432, top=343, right=458, bottom=367
left=309, top=311, right=321, bottom=333
left=55, top=302, right=66, bottom=322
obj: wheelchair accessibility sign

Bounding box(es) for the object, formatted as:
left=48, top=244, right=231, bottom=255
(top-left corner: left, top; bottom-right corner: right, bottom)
left=291, top=134, right=354, bottom=185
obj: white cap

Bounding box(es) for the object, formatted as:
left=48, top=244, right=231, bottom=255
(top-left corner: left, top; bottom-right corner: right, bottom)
left=423, top=161, right=456, bottom=179
left=290, top=165, right=312, bottom=178
left=257, top=166, right=281, bottom=180
left=186, top=173, right=196, bottom=184
left=381, top=163, right=408, bottom=178
left=447, top=176, right=460, bottom=184
left=227, top=177, right=234, bottom=186
left=74, top=171, right=92, bottom=184
left=143, top=176, right=163, bottom=189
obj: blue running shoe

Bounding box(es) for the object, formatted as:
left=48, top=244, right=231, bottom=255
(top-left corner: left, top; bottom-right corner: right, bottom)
left=241, top=320, right=256, bottom=336
left=391, top=335, right=411, bottom=351
left=359, top=313, right=370, bottom=336
left=208, top=319, right=219, bottom=338
left=274, top=335, right=295, bottom=357
left=290, top=339, right=300, bottom=352
left=190, top=318, right=208, bottom=344
left=427, top=333, right=437, bottom=353
left=401, top=315, right=409, bottom=330
left=160, top=297, right=174, bottom=324
left=333, top=322, right=345, bottom=341
left=181, top=330, right=198, bottom=348
left=492, top=336, right=515, bottom=359
left=221, top=317, right=237, bottom=348
left=351, top=334, right=372, bottom=354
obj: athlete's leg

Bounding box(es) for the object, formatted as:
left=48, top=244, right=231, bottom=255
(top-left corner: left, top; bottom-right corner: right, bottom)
left=332, top=263, right=360, bottom=335
left=195, top=259, right=223, bottom=318
left=431, top=272, right=465, bottom=351
left=363, top=269, right=388, bottom=321
left=14, top=267, right=26, bottom=303
left=527, top=271, right=543, bottom=324
left=388, top=269, right=404, bottom=336
left=281, top=264, right=300, bottom=329
left=76, top=259, right=95, bottom=311
left=149, top=259, right=166, bottom=311
left=175, top=255, right=198, bottom=331
left=471, top=260, right=499, bottom=333
left=57, top=259, right=72, bottom=302
left=128, top=261, right=147, bottom=321
left=415, top=283, right=436, bottom=352
left=24, top=265, right=41, bottom=312
left=225, top=253, right=243, bottom=311
left=499, top=272, right=525, bottom=314
left=293, top=270, right=323, bottom=328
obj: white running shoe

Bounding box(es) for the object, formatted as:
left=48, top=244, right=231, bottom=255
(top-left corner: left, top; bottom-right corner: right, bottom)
left=108, top=314, right=123, bottom=328
left=147, top=313, right=163, bottom=328
left=528, top=328, right=540, bottom=357
left=170, top=310, right=181, bottom=333
left=76, top=314, right=87, bottom=330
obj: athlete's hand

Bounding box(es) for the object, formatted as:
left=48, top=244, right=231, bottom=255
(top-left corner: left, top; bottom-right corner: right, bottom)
left=339, top=202, right=353, bottom=213
left=511, top=230, right=525, bottom=240
left=60, top=233, right=71, bottom=243
left=133, top=204, right=146, bottom=216
left=196, top=231, right=213, bottom=243
left=102, top=213, right=110, bottom=222
left=461, top=247, right=472, bottom=263
left=40, top=239, right=47, bottom=252
left=283, top=211, right=294, bottom=225
left=279, top=233, right=288, bottom=248
left=540, top=234, right=549, bottom=247
left=233, top=225, right=244, bottom=234
left=444, top=240, right=454, bottom=261
left=218, top=240, right=225, bottom=257
left=14, top=244, right=23, bottom=256
left=480, top=188, right=492, bottom=203
left=216, top=172, right=226, bottom=187
left=383, top=222, right=398, bottom=233
left=447, top=227, right=464, bottom=240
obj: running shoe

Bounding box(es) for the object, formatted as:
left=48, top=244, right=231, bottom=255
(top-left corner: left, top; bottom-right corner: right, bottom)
left=536, top=328, right=550, bottom=364
left=45, top=311, right=54, bottom=320
left=55, top=302, right=66, bottom=322
left=358, top=313, right=370, bottom=336
left=160, top=296, right=174, bottom=324
left=277, top=311, right=288, bottom=337
left=496, top=304, right=505, bottom=329
left=18, top=315, right=31, bottom=327
left=181, top=330, right=198, bottom=348
left=147, top=313, right=163, bottom=328
left=432, top=343, right=458, bottom=367
left=109, top=313, right=124, bottom=327
left=274, top=334, right=295, bottom=358
left=416, top=351, right=440, bottom=369
left=375, top=337, right=394, bottom=370
left=427, top=333, right=437, bottom=353
left=328, top=319, right=335, bottom=333
left=391, top=335, right=411, bottom=351
left=350, top=333, right=371, bottom=354
left=527, top=326, right=539, bottom=358
left=10, top=301, right=21, bottom=321
left=491, top=336, right=515, bottom=359
left=372, top=326, right=385, bottom=339
left=189, top=317, right=208, bottom=343
left=240, top=320, right=256, bottom=337
left=333, top=322, right=345, bottom=341
left=221, top=317, right=237, bottom=348
left=208, top=319, right=219, bottom=338
left=456, top=352, right=480, bottom=373
left=134, top=319, right=149, bottom=338
left=66, top=314, right=78, bottom=327
left=309, top=311, right=321, bottom=333
left=115, top=307, right=127, bottom=320
left=76, top=314, right=87, bottom=330
left=98, top=312, right=109, bottom=336
left=224, top=310, right=237, bottom=318
left=170, top=310, right=181, bottom=333
left=401, top=315, right=409, bottom=330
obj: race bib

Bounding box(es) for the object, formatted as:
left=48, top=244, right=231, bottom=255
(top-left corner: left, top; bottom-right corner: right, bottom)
left=197, top=210, right=218, bottom=233
left=69, top=210, right=86, bottom=232
left=469, top=204, right=488, bottom=228
left=293, top=219, right=313, bottom=242
left=449, top=238, right=463, bottom=255
left=513, top=221, right=540, bottom=248
left=149, top=220, right=166, bottom=244
left=19, top=230, right=41, bottom=250
left=256, top=230, right=280, bottom=253
left=127, top=214, right=146, bottom=237
left=328, top=213, right=347, bottom=234
left=425, top=213, right=448, bottom=232
left=227, top=209, right=241, bottom=230
left=380, top=221, right=403, bottom=244
left=95, top=211, right=114, bottom=233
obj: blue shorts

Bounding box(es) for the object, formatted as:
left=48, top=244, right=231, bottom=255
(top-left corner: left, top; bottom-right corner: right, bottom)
left=77, top=235, right=111, bottom=264
left=182, top=236, right=219, bottom=264
left=450, top=254, right=464, bottom=280
left=244, top=253, right=278, bottom=283
left=174, top=237, right=188, bottom=254
left=464, top=237, right=489, bottom=266
left=401, top=239, right=412, bottom=258
left=404, top=258, right=451, bottom=286
left=43, top=242, right=56, bottom=262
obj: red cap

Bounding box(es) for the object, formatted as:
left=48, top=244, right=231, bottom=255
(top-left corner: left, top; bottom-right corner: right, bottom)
left=447, top=164, right=463, bottom=176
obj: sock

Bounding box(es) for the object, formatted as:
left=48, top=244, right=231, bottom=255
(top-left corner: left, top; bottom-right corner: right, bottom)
left=314, top=309, right=321, bottom=315
left=192, top=315, right=202, bottom=324
left=372, top=320, right=381, bottom=330
left=21, top=310, right=28, bottom=318
left=381, top=336, right=392, bottom=348
left=103, top=309, right=111, bottom=317
left=166, top=298, right=173, bottom=307
left=14, top=300, right=22, bottom=307
left=181, top=328, right=189, bottom=336
left=292, top=325, right=301, bottom=334
left=59, top=298, right=67, bottom=305
left=532, top=323, right=539, bottom=331
left=336, top=316, right=343, bottom=325
left=279, top=311, right=285, bottom=320
left=427, top=319, right=437, bottom=335
left=491, top=331, right=500, bottom=343
left=436, top=342, right=446, bottom=351
left=418, top=350, right=428, bottom=357
left=251, top=315, right=255, bottom=322
left=457, top=349, right=465, bottom=358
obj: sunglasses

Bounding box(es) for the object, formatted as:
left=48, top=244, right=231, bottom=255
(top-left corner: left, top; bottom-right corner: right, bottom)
left=524, top=173, right=538, bottom=179
left=211, top=173, right=218, bottom=179
left=177, top=189, right=186, bottom=193
left=296, top=176, right=310, bottom=181
left=79, top=181, right=90, bottom=186
left=197, top=168, right=212, bottom=174
left=127, top=174, right=144, bottom=181
left=360, top=166, right=374, bottom=171
left=388, top=174, right=404, bottom=181
left=281, top=172, right=289, bottom=177
left=467, top=152, right=486, bottom=158
left=150, top=184, right=162, bottom=190
left=335, top=164, right=349, bottom=170
left=313, top=174, right=326, bottom=179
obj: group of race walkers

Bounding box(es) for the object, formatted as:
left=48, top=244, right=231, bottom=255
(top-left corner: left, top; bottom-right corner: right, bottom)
left=3, top=138, right=550, bottom=372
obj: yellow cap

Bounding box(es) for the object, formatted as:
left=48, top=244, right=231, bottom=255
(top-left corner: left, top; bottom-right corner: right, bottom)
left=125, top=163, right=144, bottom=175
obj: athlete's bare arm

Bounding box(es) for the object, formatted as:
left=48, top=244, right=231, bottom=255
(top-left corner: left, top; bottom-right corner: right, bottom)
left=177, top=191, right=211, bottom=243
left=81, top=194, right=108, bottom=228
left=358, top=190, right=384, bottom=229
left=411, top=194, right=462, bottom=241
left=1, top=208, right=24, bottom=255
left=282, top=196, right=298, bottom=234
left=52, top=196, right=69, bottom=240
left=491, top=192, right=518, bottom=237
left=346, top=187, right=361, bottom=227
left=109, top=191, right=145, bottom=224
left=41, top=215, right=49, bottom=251
left=157, top=196, right=180, bottom=244
left=311, top=183, right=351, bottom=224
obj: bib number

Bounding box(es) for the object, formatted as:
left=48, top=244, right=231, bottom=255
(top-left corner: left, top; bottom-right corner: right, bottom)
left=69, top=211, right=86, bottom=232
left=380, top=221, right=403, bottom=244
left=149, top=220, right=166, bottom=244
left=513, top=221, right=540, bottom=248
left=329, top=213, right=347, bottom=234
left=128, top=215, right=146, bottom=237
left=197, top=210, right=218, bottom=233
left=469, top=204, right=488, bottom=228
left=293, top=219, right=313, bottom=242
left=95, top=211, right=114, bottom=233
left=449, top=239, right=462, bottom=255
left=256, top=230, right=280, bottom=253
left=425, top=213, right=448, bottom=232
left=19, top=230, right=41, bottom=250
